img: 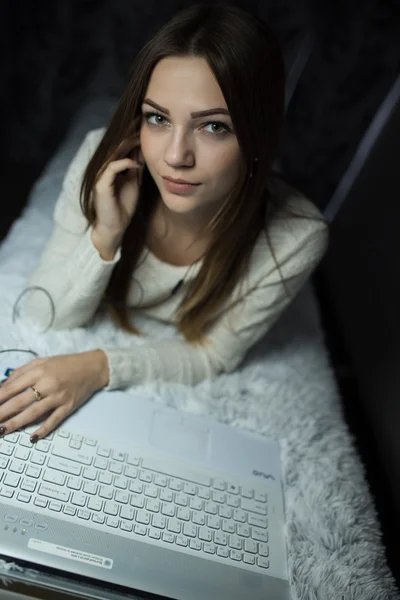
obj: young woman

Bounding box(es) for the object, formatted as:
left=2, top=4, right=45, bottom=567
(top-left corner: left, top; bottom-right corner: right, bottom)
left=0, top=2, right=328, bottom=442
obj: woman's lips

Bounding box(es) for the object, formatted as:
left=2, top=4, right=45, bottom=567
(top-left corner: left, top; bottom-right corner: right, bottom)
left=162, top=177, right=201, bottom=194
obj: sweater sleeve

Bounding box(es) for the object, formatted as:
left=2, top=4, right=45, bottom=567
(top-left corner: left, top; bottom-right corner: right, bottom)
left=24, top=128, right=122, bottom=330
left=101, top=218, right=329, bottom=390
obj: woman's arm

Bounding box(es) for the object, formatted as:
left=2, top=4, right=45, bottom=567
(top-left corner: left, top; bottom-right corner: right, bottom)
left=24, top=128, right=121, bottom=329
left=97, top=220, right=329, bottom=390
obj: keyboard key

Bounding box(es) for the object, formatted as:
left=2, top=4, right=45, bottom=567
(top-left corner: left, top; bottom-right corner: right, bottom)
left=52, top=443, right=92, bottom=466
left=149, top=527, right=161, bottom=539
left=114, top=476, right=128, bottom=490
left=236, top=523, right=250, bottom=537
left=168, top=478, right=182, bottom=492
left=130, top=493, right=144, bottom=508
left=212, top=490, right=225, bottom=504
left=154, top=473, right=167, bottom=487
left=161, top=502, right=175, bottom=517
left=144, top=484, right=158, bottom=498
left=183, top=482, right=196, bottom=495
left=213, top=531, right=227, bottom=546
left=227, top=483, right=239, bottom=495
left=183, top=523, right=197, bottom=538
left=226, top=494, right=240, bottom=508
left=97, top=445, right=111, bottom=458
left=240, top=499, right=267, bottom=515
left=258, top=543, right=269, bottom=557
left=189, top=496, right=203, bottom=511
left=222, top=519, right=235, bottom=534
left=167, top=518, right=181, bottom=534
left=204, top=501, right=218, bottom=515
left=217, top=546, right=229, bottom=558
left=254, top=489, right=268, bottom=503
left=82, top=467, right=96, bottom=480
left=243, top=553, right=255, bottom=565
left=190, top=539, right=202, bottom=551
left=9, top=460, right=26, bottom=474
left=230, top=549, right=242, bottom=561
left=93, top=457, right=108, bottom=470
left=120, top=520, right=133, bottom=532
left=198, top=527, right=212, bottom=542
left=16, top=491, right=31, bottom=504
left=203, top=542, right=216, bottom=554
left=87, top=497, right=103, bottom=511
left=141, top=457, right=210, bottom=487
left=43, top=469, right=66, bottom=486
left=103, top=501, right=118, bottom=516
left=162, top=531, right=175, bottom=544
left=125, top=465, right=138, bottom=479
left=160, top=488, right=173, bottom=503
left=177, top=507, right=190, bottom=521
left=152, top=514, right=166, bottom=529
left=212, top=478, right=225, bottom=491
left=219, top=505, right=232, bottom=519
left=175, top=492, right=188, bottom=506
left=134, top=524, right=147, bottom=536
left=228, top=535, right=242, bottom=550
left=82, top=481, right=98, bottom=496
left=257, top=557, right=270, bottom=569
left=251, top=528, right=268, bottom=543
left=176, top=534, right=188, bottom=547
left=115, top=490, right=129, bottom=504
left=39, top=483, right=69, bottom=502
left=146, top=498, right=160, bottom=513
left=241, top=486, right=254, bottom=499
left=233, top=508, right=246, bottom=523
left=120, top=505, right=134, bottom=521
left=206, top=515, right=220, bottom=530
left=129, top=480, right=143, bottom=494
left=139, top=470, right=152, bottom=483
left=109, top=461, right=122, bottom=475
left=20, top=478, right=37, bottom=493
left=192, top=512, right=205, bottom=526
left=244, top=539, right=257, bottom=554
left=136, top=510, right=151, bottom=525
left=248, top=513, right=268, bottom=529
left=99, top=485, right=113, bottom=500
left=67, top=476, right=82, bottom=491
left=197, top=486, right=210, bottom=500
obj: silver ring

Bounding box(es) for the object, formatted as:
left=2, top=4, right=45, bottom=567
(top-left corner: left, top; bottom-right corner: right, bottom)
left=31, top=386, right=44, bottom=402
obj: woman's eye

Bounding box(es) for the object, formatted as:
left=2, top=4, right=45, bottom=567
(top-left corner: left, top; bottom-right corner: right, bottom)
left=143, top=112, right=231, bottom=135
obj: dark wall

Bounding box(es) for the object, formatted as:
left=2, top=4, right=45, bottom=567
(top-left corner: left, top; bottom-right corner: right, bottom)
left=1, top=1, right=399, bottom=207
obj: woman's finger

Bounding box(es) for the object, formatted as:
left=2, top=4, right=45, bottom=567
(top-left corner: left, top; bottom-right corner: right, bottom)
left=0, top=388, right=55, bottom=438
left=30, top=404, right=70, bottom=442
left=0, top=367, right=43, bottom=406
left=1, top=358, right=44, bottom=385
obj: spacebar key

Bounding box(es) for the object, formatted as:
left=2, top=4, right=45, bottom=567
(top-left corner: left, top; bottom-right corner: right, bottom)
left=141, top=457, right=211, bottom=487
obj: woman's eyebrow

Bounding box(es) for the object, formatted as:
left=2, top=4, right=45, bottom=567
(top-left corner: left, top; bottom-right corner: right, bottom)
left=142, top=98, right=230, bottom=118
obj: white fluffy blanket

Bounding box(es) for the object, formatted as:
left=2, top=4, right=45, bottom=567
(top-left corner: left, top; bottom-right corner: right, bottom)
left=0, top=98, right=398, bottom=599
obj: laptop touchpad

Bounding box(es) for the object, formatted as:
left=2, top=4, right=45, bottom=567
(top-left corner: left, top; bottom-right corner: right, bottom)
left=150, top=410, right=211, bottom=460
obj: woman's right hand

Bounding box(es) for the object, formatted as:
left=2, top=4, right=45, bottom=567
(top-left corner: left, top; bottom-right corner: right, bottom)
left=92, top=132, right=145, bottom=242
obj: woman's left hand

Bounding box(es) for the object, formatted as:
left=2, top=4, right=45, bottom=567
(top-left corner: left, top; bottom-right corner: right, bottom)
left=0, top=351, right=109, bottom=442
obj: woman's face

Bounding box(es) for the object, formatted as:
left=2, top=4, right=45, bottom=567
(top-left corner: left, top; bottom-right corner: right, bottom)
left=139, top=56, right=244, bottom=234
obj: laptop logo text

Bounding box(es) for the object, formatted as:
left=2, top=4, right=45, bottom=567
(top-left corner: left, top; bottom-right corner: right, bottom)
left=252, top=469, right=275, bottom=481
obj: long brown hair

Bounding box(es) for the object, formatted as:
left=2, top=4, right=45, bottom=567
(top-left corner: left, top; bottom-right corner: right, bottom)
left=79, top=1, right=325, bottom=344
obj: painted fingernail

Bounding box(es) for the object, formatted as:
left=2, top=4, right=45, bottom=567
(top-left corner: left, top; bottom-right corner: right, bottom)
left=0, top=426, right=7, bottom=436
left=30, top=434, right=38, bottom=444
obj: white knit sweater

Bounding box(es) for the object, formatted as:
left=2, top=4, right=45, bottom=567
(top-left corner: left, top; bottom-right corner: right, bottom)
left=25, top=128, right=329, bottom=390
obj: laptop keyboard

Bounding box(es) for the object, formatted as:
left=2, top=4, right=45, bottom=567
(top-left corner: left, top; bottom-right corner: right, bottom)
left=0, top=427, right=271, bottom=571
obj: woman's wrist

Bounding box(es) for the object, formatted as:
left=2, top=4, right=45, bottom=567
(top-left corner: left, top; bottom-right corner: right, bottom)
left=83, top=349, right=110, bottom=390
left=90, top=225, right=123, bottom=261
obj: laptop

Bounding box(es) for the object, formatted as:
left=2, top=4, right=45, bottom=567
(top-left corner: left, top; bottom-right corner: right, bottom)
left=0, top=359, right=289, bottom=600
